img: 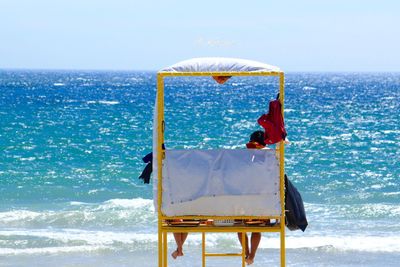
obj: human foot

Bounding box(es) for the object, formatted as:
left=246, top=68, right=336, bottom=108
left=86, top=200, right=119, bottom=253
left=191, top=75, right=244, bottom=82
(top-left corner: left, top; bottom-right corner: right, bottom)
left=171, top=249, right=179, bottom=259
left=245, top=256, right=254, bottom=265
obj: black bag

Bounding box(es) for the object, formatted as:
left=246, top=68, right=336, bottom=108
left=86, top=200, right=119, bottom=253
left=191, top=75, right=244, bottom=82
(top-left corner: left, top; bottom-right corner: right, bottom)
left=285, top=174, right=308, bottom=231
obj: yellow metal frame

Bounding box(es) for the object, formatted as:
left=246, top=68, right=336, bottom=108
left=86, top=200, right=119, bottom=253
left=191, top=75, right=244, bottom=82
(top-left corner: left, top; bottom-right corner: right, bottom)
left=156, top=71, right=285, bottom=267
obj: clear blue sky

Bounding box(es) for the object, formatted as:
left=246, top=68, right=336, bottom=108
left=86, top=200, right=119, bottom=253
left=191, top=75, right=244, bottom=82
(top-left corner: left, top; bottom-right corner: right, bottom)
left=1, top=0, right=399, bottom=71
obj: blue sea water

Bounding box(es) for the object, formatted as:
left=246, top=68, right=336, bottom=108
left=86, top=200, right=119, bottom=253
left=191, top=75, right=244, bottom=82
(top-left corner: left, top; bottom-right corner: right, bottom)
left=0, top=70, right=399, bottom=267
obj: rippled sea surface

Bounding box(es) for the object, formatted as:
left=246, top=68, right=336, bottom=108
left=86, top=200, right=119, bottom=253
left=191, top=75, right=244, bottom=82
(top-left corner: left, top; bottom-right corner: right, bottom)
left=0, top=70, right=399, bottom=266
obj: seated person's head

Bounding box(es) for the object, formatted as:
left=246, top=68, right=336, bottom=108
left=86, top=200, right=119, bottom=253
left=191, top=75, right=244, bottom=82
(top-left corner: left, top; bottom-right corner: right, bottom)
left=246, top=130, right=266, bottom=148
left=250, top=130, right=266, bottom=146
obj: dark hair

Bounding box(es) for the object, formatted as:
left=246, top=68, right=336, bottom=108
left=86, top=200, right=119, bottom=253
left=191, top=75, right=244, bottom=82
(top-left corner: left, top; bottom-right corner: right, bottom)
left=250, top=130, right=266, bottom=146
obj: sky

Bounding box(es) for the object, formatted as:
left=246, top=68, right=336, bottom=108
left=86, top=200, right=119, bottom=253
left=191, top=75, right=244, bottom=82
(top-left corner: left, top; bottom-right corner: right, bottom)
left=0, top=0, right=399, bottom=72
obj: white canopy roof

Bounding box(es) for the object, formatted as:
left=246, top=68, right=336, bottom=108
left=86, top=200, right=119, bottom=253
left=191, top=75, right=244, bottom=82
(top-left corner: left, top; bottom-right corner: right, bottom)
left=160, top=57, right=281, bottom=73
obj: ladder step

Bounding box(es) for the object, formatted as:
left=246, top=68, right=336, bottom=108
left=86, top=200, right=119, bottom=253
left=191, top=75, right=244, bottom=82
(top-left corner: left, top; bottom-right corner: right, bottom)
left=204, top=253, right=243, bottom=257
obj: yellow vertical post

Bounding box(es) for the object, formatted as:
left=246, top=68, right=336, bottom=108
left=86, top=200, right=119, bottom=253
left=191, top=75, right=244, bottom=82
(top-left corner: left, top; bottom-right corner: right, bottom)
left=241, top=232, right=246, bottom=267
left=158, top=230, right=163, bottom=267
left=202, top=232, right=206, bottom=267
left=157, top=74, right=165, bottom=267
left=163, top=231, right=167, bottom=267
left=279, top=72, right=286, bottom=267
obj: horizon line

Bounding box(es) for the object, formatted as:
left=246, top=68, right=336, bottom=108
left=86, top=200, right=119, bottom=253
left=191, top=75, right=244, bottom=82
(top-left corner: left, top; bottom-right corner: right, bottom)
left=1, top=67, right=400, bottom=74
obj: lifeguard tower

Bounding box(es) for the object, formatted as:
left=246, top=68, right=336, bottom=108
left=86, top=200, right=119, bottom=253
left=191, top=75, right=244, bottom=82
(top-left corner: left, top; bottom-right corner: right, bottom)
left=154, top=58, right=286, bottom=266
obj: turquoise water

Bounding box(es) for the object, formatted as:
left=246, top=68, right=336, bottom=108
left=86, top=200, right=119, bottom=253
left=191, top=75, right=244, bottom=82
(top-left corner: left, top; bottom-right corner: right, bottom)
left=0, top=70, right=399, bottom=266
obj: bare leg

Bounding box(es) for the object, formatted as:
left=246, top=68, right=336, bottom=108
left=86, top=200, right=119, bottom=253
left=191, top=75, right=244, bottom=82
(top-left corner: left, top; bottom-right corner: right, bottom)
left=237, top=233, right=249, bottom=258
left=172, top=233, right=189, bottom=259
left=178, top=233, right=188, bottom=256
left=246, top=233, right=261, bottom=265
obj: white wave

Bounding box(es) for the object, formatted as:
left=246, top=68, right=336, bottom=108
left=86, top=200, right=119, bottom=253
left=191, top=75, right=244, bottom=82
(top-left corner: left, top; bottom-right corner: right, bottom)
left=86, top=100, right=120, bottom=105
left=383, top=192, right=400, bottom=196
left=128, top=77, right=142, bottom=82
left=0, top=198, right=156, bottom=228
left=2, top=229, right=399, bottom=254
left=3, top=200, right=399, bottom=248
left=19, top=157, right=36, bottom=161
left=76, top=77, right=90, bottom=81
left=53, top=83, right=65, bottom=86
left=282, top=235, right=400, bottom=252
left=22, top=145, right=36, bottom=150
left=182, top=231, right=400, bottom=252
left=0, top=229, right=157, bottom=246
left=98, top=100, right=119, bottom=105
left=382, top=130, right=400, bottom=134
left=69, top=201, right=87, bottom=206
left=302, top=86, right=316, bottom=90
left=304, top=202, right=400, bottom=219
left=321, top=135, right=337, bottom=140
left=0, top=210, right=42, bottom=223
left=0, top=245, right=108, bottom=256
left=88, top=189, right=101, bottom=195
left=100, top=198, right=154, bottom=210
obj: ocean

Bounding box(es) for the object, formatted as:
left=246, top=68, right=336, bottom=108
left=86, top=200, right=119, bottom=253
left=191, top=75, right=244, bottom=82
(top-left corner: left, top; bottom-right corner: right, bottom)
left=0, top=70, right=399, bottom=267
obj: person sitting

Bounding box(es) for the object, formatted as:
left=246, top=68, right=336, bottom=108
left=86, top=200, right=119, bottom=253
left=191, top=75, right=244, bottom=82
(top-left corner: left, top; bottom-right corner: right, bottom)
left=238, top=130, right=267, bottom=265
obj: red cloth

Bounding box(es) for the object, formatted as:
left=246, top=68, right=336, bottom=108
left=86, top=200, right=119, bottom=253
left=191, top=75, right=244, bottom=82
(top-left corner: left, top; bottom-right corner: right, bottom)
left=246, top=141, right=265, bottom=149
left=257, top=100, right=287, bottom=145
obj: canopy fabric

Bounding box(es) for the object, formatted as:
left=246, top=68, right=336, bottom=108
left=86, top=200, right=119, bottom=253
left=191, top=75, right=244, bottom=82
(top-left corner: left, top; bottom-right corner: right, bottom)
left=160, top=149, right=281, bottom=216
left=160, top=57, right=281, bottom=73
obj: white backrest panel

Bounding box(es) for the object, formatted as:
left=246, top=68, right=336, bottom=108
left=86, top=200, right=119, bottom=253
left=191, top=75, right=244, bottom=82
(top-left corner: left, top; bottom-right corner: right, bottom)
left=161, top=149, right=281, bottom=216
